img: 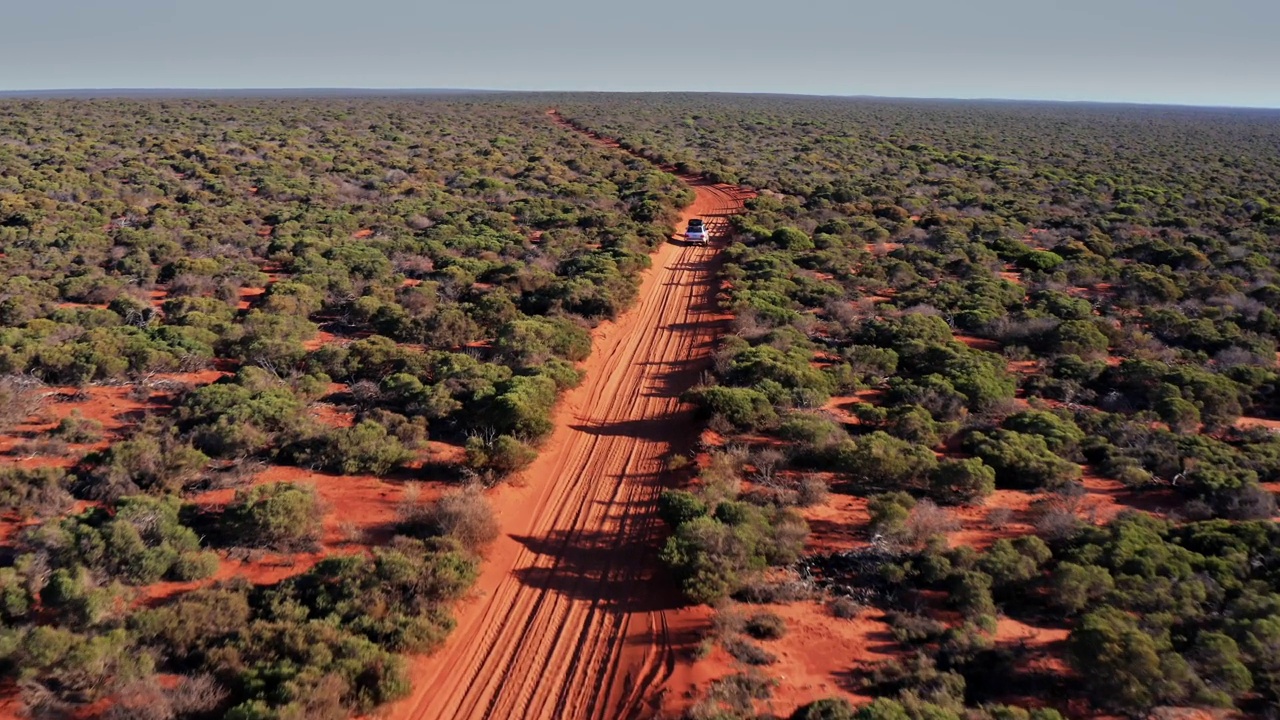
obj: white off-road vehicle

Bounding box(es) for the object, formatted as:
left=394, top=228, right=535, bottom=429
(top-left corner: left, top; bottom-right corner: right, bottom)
left=685, top=218, right=708, bottom=245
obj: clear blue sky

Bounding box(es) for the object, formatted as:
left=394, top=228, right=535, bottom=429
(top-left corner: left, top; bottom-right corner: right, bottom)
left=4, top=0, right=1278, bottom=107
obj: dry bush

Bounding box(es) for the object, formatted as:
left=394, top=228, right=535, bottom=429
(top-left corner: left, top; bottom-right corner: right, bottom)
left=12, top=438, right=70, bottom=458
left=347, top=380, right=383, bottom=411
left=0, top=466, right=75, bottom=519
left=986, top=506, right=1014, bottom=530
left=688, top=671, right=777, bottom=719
left=18, top=680, right=71, bottom=719
left=49, top=410, right=104, bottom=443
left=744, top=611, right=787, bottom=640
left=226, top=459, right=267, bottom=485
left=707, top=413, right=736, bottom=437
left=741, top=484, right=798, bottom=507
left=1216, top=484, right=1278, bottom=520
left=168, top=273, right=219, bottom=298
left=101, top=677, right=177, bottom=720
left=1033, top=505, right=1083, bottom=541
left=1029, top=490, right=1086, bottom=541
left=707, top=671, right=774, bottom=709
left=750, top=448, right=787, bottom=484
left=970, top=397, right=1024, bottom=425
left=285, top=672, right=349, bottom=720
left=402, top=484, right=499, bottom=552
left=700, top=445, right=749, bottom=500
left=0, top=376, right=43, bottom=431
left=730, top=310, right=772, bottom=341
left=903, top=499, right=960, bottom=544
left=823, top=298, right=864, bottom=334
left=338, top=521, right=364, bottom=546
left=830, top=596, right=861, bottom=619
left=722, top=636, right=777, bottom=666
left=1172, top=498, right=1215, bottom=523
left=684, top=699, right=725, bottom=720
left=711, top=606, right=746, bottom=637
left=733, top=576, right=816, bottom=604
left=199, top=460, right=266, bottom=492
left=770, top=514, right=811, bottom=564
left=796, top=476, right=829, bottom=507
left=886, top=610, right=948, bottom=643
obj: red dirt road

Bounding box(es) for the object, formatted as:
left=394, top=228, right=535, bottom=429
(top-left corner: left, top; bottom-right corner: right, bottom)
left=385, top=113, right=752, bottom=720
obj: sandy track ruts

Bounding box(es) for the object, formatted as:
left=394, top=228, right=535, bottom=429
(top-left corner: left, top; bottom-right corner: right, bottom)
left=386, top=112, right=752, bottom=720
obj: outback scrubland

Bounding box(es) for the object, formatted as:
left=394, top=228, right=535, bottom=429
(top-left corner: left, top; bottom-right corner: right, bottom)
left=553, top=94, right=1280, bottom=719
left=3, top=91, right=1280, bottom=720
left=0, top=96, right=693, bottom=719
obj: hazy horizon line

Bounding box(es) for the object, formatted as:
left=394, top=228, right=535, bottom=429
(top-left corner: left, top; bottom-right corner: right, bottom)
left=1, top=87, right=1278, bottom=111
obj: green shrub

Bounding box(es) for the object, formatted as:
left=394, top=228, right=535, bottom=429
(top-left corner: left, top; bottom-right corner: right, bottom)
left=885, top=404, right=943, bottom=446
left=867, top=491, right=916, bottom=539
left=1002, top=410, right=1085, bottom=455
left=1068, top=606, right=1191, bottom=712
left=1050, top=319, right=1110, bottom=358
left=494, top=316, right=592, bottom=369
left=978, top=536, right=1051, bottom=591
left=171, top=551, right=221, bottom=582
left=966, top=430, right=1081, bottom=490
left=226, top=482, right=324, bottom=551
left=929, top=458, right=996, bottom=505
left=217, top=620, right=411, bottom=716
left=308, top=420, right=414, bottom=475
left=1155, top=396, right=1201, bottom=434
left=20, top=495, right=210, bottom=586
left=686, top=385, right=779, bottom=430
left=49, top=411, right=104, bottom=443
left=771, top=226, right=814, bottom=251
left=0, top=466, right=73, bottom=518
left=660, top=504, right=806, bottom=604
left=839, top=431, right=938, bottom=490
left=791, top=698, right=855, bottom=720
left=5, top=626, right=152, bottom=701
left=658, top=489, right=709, bottom=527
left=483, top=374, right=559, bottom=439
left=778, top=412, right=847, bottom=447
left=180, top=374, right=309, bottom=457
left=1047, top=562, right=1114, bottom=614
left=77, top=430, right=209, bottom=500
left=464, top=433, right=538, bottom=481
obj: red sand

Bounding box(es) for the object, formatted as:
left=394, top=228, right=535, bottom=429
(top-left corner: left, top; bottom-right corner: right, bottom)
left=1236, top=415, right=1280, bottom=432
left=146, top=462, right=441, bottom=603
left=237, top=286, right=266, bottom=311
left=820, top=389, right=883, bottom=426
left=0, top=370, right=227, bottom=463
left=302, top=329, right=340, bottom=351
left=803, top=491, right=872, bottom=555
left=669, top=602, right=895, bottom=718
left=953, top=334, right=1002, bottom=352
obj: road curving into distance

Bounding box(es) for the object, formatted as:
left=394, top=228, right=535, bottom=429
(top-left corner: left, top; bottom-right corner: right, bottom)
left=387, top=109, right=753, bottom=720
